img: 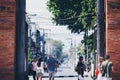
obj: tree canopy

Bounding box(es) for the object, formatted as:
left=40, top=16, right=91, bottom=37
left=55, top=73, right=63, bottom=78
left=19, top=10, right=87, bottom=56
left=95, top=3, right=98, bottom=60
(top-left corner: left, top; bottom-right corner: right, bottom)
left=51, top=40, right=64, bottom=59
left=47, top=0, right=96, bottom=33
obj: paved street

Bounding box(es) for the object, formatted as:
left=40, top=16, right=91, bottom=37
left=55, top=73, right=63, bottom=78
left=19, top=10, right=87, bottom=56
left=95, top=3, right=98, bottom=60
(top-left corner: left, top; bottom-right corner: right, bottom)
left=29, top=63, right=93, bottom=80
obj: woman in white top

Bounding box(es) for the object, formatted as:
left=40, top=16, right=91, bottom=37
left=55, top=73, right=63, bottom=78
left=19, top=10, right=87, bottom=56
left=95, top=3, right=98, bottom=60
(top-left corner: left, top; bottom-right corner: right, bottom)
left=32, top=57, right=39, bottom=80
left=36, top=61, right=44, bottom=80
left=33, top=57, right=44, bottom=80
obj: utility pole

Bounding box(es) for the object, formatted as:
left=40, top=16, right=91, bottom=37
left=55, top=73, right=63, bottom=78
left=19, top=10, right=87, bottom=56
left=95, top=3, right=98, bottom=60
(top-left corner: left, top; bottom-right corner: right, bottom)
left=42, top=29, right=45, bottom=61
left=97, top=0, right=105, bottom=57
left=36, top=30, right=41, bottom=57
left=93, top=24, right=98, bottom=68
left=84, top=30, right=88, bottom=64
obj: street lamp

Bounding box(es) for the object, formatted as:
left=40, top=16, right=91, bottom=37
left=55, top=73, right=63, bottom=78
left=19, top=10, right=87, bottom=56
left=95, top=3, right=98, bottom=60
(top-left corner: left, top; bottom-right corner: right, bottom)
left=91, top=24, right=98, bottom=80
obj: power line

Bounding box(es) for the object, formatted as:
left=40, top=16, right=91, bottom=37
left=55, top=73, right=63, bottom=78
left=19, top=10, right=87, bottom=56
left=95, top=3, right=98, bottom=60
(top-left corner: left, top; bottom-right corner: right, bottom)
left=27, top=12, right=95, bottom=21
left=47, top=33, right=84, bottom=36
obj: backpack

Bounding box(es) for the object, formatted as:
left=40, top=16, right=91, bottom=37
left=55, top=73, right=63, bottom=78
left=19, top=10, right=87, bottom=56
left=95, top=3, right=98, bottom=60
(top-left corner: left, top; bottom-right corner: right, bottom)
left=102, top=62, right=109, bottom=77
left=28, top=62, right=33, bottom=75
left=75, top=65, right=78, bottom=72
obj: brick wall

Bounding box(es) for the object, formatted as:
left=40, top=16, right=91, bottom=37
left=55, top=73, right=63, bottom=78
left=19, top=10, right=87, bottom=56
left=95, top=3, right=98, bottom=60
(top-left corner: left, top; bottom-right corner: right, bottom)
left=106, top=0, right=120, bottom=80
left=0, top=0, right=16, bottom=80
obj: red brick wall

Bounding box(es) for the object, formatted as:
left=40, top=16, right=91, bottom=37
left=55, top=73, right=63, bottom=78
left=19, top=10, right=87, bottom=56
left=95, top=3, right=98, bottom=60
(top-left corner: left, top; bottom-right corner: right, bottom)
left=0, top=0, right=16, bottom=80
left=106, top=0, right=120, bottom=80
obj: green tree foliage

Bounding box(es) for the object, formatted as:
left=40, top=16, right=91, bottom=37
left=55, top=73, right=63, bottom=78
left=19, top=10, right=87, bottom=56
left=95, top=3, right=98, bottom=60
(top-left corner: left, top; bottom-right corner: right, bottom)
left=76, top=43, right=84, bottom=55
left=51, top=40, right=64, bottom=59
left=28, top=48, right=33, bottom=62
left=87, top=33, right=94, bottom=54
left=47, top=0, right=96, bottom=33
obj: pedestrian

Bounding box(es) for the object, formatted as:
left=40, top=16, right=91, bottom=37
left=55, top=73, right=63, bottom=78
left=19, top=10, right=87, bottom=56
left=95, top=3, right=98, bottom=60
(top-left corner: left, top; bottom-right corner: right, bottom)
left=32, top=57, right=39, bottom=80
left=101, top=54, right=114, bottom=80
left=96, top=57, right=104, bottom=80
left=46, top=55, right=58, bottom=80
left=76, top=56, right=85, bottom=80
left=36, top=58, right=44, bottom=80
left=36, top=67, right=43, bottom=80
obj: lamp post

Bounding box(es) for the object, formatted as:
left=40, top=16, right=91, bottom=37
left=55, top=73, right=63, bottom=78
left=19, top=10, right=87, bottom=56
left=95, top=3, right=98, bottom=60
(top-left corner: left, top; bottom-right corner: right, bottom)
left=91, top=24, right=98, bottom=80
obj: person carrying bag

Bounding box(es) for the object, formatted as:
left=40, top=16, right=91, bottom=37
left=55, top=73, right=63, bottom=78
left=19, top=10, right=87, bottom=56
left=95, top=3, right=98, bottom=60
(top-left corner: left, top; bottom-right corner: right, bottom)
left=101, top=54, right=114, bottom=80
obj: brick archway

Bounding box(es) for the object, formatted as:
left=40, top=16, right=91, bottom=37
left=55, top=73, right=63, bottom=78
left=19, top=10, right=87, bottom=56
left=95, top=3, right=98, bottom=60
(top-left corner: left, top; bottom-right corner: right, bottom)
left=0, top=0, right=120, bottom=80
left=0, top=0, right=26, bottom=80
left=106, top=0, right=120, bottom=80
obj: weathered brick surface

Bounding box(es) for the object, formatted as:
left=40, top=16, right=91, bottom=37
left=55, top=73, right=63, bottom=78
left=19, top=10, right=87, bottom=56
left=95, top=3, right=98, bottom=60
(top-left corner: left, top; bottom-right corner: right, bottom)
left=106, top=0, right=120, bottom=80
left=0, top=0, right=16, bottom=80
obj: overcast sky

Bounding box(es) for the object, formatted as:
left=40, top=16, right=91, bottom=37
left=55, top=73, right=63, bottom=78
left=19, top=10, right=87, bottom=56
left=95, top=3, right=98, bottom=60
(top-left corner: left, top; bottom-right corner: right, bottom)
left=26, top=0, right=83, bottom=52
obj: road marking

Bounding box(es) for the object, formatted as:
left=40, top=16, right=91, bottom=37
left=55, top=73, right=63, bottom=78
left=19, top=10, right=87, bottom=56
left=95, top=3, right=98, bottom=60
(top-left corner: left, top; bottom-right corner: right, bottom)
left=42, top=75, right=88, bottom=78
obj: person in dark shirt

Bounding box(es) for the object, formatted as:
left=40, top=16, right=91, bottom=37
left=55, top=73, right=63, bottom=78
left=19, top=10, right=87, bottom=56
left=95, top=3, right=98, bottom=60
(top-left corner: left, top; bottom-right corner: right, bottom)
left=76, top=56, right=85, bottom=80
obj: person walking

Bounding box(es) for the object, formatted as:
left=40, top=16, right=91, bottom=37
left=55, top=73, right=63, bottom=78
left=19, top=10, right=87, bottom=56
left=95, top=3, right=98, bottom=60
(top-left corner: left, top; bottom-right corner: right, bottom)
left=32, top=57, right=43, bottom=80
left=36, top=59, right=44, bottom=80
left=76, top=56, right=86, bottom=80
left=46, top=55, right=58, bottom=80
left=101, top=54, right=114, bottom=80
left=96, top=57, right=104, bottom=80
left=32, top=57, right=39, bottom=80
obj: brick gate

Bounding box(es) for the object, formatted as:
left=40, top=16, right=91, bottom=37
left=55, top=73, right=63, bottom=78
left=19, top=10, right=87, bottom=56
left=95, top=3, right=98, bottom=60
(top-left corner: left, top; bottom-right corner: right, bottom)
left=106, top=0, right=120, bottom=80
left=0, top=0, right=120, bottom=80
left=0, top=0, right=26, bottom=80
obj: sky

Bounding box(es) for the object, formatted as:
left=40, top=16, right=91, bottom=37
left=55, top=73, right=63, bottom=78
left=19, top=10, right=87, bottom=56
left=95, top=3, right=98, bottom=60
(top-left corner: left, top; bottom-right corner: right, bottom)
left=26, top=0, right=84, bottom=51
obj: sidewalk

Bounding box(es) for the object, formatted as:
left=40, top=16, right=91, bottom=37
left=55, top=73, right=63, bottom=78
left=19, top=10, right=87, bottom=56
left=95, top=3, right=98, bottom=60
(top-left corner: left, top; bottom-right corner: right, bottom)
left=29, top=71, right=93, bottom=80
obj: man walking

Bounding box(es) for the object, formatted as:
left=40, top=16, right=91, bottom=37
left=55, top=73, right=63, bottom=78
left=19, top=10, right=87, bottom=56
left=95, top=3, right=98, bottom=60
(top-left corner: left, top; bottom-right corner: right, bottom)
left=46, top=55, right=58, bottom=80
left=101, top=54, right=114, bottom=80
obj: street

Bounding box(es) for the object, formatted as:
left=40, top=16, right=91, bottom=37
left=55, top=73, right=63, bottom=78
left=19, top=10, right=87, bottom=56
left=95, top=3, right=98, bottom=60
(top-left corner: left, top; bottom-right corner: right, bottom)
left=29, top=62, right=93, bottom=80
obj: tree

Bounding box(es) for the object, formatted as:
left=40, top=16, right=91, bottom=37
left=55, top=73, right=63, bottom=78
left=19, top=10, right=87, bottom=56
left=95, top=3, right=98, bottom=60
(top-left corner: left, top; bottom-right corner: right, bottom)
left=87, top=33, right=94, bottom=54
left=47, top=0, right=96, bottom=33
left=51, top=40, right=64, bottom=59
left=47, top=0, right=97, bottom=62
left=76, top=43, right=84, bottom=55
